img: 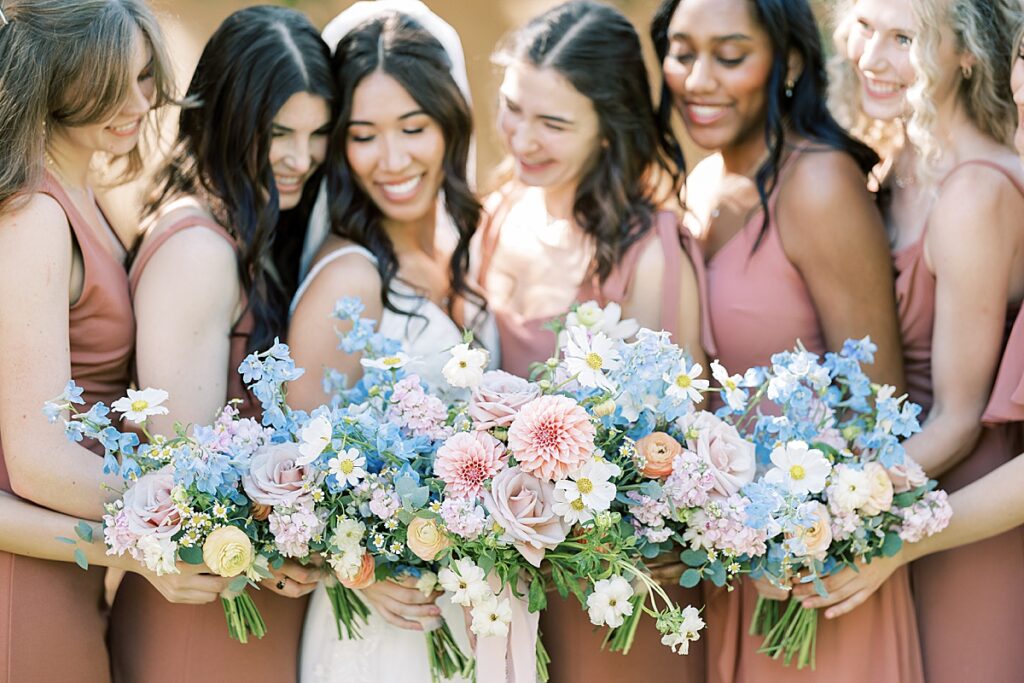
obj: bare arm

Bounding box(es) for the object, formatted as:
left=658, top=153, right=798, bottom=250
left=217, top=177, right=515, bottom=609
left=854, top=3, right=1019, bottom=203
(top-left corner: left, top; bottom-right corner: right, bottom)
left=132, top=226, right=239, bottom=432
left=902, top=170, right=1024, bottom=477
left=0, top=195, right=121, bottom=518
left=780, top=149, right=905, bottom=390
left=288, top=252, right=383, bottom=412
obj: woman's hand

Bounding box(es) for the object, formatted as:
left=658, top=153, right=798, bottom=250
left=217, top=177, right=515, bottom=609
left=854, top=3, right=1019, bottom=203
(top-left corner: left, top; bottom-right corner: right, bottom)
left=262, top=559, right=321, bottom=598
left=361, top=575, right=443, bottom=631
left=136, top=562, right=230, bottom=605
left=791, top=553, right=906, bottom=619
left=752, top=575, right=790, bottom=601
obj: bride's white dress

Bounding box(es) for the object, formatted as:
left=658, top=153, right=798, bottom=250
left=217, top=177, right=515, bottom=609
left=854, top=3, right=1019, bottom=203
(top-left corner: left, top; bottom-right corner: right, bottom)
left=293, top=244, right=499, bottom=683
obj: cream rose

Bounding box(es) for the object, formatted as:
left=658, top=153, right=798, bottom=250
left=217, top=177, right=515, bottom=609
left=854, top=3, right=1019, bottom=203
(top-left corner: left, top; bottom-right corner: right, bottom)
left=202, top=526, right=255, bottom=578
left=482, top=466, right=570, bottom=567
left=406, top=517, right=450, bottom=561
left=861, top=462, right=895, bottom=515
left=469, top=371, right=542, bottom=430
left=679, top=412, right=756, bottom=498
left=243, top=442, right=315, bottom=507
left=796, top=503, right=833, bottom=562
left=122, top=468, right=182, bottom=541
left=886, top=458, right=928, bottom=494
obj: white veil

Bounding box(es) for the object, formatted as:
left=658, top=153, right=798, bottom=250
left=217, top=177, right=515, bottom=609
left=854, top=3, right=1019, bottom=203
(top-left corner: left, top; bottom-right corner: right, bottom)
left=299, top=0, right=475, bottom=279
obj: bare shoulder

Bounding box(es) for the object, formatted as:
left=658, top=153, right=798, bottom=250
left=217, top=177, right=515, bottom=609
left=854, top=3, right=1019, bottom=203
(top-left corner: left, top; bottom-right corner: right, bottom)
left=143, top=221, right=237, bottom=276
left=0, top=192, right=70, bottom=250
left=298, top=242, right=382, bottom=315
left=781, top=146, right=869, bottom=208
left=929, top=160, right=1024, bottom=248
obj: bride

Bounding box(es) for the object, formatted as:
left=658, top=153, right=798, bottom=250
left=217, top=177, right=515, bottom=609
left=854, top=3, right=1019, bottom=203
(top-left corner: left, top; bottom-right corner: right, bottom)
left=287, top=3, right=495, bottom=681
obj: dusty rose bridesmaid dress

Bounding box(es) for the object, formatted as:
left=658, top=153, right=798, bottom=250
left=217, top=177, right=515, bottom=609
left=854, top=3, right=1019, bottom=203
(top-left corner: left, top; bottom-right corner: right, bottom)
left=895, top=159, right=1024, bottom=683
left=0, top=171, right=135, bottom=682
left=701, top=149, right=924, bottom=683
left=107, top=213, right=308, bottom=683
left=477, top=194, right=714, bottom=683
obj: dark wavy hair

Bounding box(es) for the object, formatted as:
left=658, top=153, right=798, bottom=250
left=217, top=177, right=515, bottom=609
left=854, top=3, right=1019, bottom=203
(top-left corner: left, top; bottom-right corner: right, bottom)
left=494, top=0, right=681, bottom=284
left=145, top=5, right=334, bottom=354
left=327, top=11, right=483, bottom=319
left=651, top=0, right=880, bottom=248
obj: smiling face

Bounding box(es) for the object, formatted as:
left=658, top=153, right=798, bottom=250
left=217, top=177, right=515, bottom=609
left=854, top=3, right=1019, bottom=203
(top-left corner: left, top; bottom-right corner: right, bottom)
left=497, top=61, right=602, bottom=198
left=345, top=70, right=445, bottom=225
left=845, top=0, right=916, bottom=121
left=56, top=27, right=156, bottom=157
left=268, top=91, right=330, bottom=210
left=661, top=0, right=774, bottom=153
left=1013, top=36, right=1024, bottom=156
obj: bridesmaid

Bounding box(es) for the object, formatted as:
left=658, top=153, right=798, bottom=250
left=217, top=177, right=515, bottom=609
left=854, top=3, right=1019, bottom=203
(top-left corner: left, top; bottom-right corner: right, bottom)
left=477, top=2, right=709, bottom=681
left=108, top=7, right=334, bottom=682
left=650, top=0, right=920, bottom=681
left=792, top=2, right=1024, bottom=681
left=289, top=8, right=492, bottom=682
left=0, top=2, right=212, bottom=680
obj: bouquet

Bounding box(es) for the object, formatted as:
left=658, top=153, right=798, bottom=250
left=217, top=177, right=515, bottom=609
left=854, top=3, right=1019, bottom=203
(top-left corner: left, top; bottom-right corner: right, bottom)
left=44, top=379, right=283, bottom=642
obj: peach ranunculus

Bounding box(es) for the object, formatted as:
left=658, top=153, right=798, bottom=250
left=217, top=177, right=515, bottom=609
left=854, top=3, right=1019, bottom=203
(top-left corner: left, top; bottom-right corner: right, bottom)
left=122, top=468, right=182, bottom=541
left=635, top=432, right=682, bottom=479
left=507, top=395, right=595, bottom=481
left=886, top=458, right=928, bottom=494
left=795, top=502, right=833, bottom=562
left=242, top=442, right=315, bottom=507
left=861, top=462, right=895, bottom=515
left=406, top=517, right=451, bottom=561
left=339, top=551, right=377, bottom=589
left=469, top=370, right=542, bottom=430
left=678, top=411, right=756, bottom=498
left=482, top=466, right=570, bottom=567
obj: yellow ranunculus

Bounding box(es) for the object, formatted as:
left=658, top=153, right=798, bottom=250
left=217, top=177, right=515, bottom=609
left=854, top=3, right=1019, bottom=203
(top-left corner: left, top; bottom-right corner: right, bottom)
left=202, top=526, right=255, bottom=578
left=406, top=517, right=450, bottom=561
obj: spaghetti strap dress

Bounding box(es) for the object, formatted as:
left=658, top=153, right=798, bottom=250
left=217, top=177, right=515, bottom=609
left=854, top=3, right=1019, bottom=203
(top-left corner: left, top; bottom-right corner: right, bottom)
left=702, top=148, right=924, bottom=683
left=108, top=212, right=308, bottom=683
left=895, top=159, right=1024, bottom=683
left=477, top=193, right=713, bottom=682
left=0, top=171, right=135, bottom=682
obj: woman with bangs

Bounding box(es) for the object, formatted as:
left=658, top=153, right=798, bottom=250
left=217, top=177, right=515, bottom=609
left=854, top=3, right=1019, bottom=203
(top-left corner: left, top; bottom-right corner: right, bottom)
left=475, top=2, right=709, bottom=681
left=289, top=5, right=490, bottom=682
left=106, top=6, right=335, bottom=681
left=790, top=2, right=1024, bottom=681
left=650, top=0, right=919, bottom=680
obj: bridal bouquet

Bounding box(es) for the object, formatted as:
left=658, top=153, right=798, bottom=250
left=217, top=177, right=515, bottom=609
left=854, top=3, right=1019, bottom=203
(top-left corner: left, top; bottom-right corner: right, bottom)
left=708, top=339, right=953, bottom=669
left=44, top=379, right=281, bottom=643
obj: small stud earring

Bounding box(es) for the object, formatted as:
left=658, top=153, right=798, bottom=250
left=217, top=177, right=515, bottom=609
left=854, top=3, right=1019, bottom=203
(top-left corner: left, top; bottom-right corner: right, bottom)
left=961, top=64, right=973, bottom=79
left=785, top=79, right=795, bottom=98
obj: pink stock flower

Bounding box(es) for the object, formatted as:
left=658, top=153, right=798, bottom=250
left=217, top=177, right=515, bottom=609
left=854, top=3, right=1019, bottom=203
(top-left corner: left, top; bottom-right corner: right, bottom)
left=886, top=458, right=929, bottom=494
left=469, top=371, right=542, bottom=430
left=482, top=467, right=570, bottom=567
left=435, top=431, right=507, bottom=499
left=439, top=497, right=488, bottom=540
left=507, top=395, right=595, bottom=481
left=121, top=468, right=182, bottom=542
left=369, top=488, right=400, bottom=520
left=897, top=491, right=953, bottom=543
left=388, top=375, right=451, bottom=440
left=663, top=451, right=716, bottom=509
left=678, top=412, right=756, bottom=498
left=269, top=501, right=325, bottom=557
left=103, top=509, right=137, bottom=556
left=243, top=442, right=315, bottom=507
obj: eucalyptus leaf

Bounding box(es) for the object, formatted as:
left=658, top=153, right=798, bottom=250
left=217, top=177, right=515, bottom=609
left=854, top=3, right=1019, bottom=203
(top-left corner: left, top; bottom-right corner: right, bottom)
left=680, top=568, right=702, bottom=588
left=881, top=532, right=903, bottom=557
left=708, top=561, right=727, bottom=587
left=73, top=548, right=89, bottom=571
left=640, top=543, right=663, bottom=559
left=55, top=536, right=77, bottom=545
left=228, top=575, right=249, bottom=593
left=178, top=544, right=204, bottom=565
left=75, top=521, right=94, bottom=543
left=680, top=548, right=708, bottom=567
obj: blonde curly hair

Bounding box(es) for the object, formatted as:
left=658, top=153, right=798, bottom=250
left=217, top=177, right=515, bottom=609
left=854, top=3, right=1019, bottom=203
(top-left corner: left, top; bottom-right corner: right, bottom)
left=907, top=0, right=1023, bottom=184
left=827, top=0, right=906, bottom=161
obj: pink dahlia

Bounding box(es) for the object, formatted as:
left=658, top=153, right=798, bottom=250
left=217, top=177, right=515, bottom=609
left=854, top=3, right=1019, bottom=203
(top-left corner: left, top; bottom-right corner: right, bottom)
left=507, top=395, right=595, bottom=481
left=435, top=431, right=507, bottom=498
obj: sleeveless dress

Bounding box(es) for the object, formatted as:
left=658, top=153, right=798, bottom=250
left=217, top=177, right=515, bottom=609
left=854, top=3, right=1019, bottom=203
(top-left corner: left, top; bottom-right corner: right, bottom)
left=0, top=171, right=134, bottom=682
left=895, top=160, right=1024, bottom=683
left=297, top=244, right=498, bottom=683
left=701, top=149, right=924, bottom=683
left=476, top=193, right=713, bottom=683
left=108, top=212, right=309, bottom=683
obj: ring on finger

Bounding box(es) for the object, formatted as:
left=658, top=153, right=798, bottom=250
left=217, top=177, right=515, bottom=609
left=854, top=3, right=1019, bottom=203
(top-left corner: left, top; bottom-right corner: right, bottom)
left=277, top=579, right=287, bottom=590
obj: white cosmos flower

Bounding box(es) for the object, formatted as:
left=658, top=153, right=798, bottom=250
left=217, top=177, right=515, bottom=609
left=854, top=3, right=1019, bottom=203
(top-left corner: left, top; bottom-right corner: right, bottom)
left=297, top=415, right=333, bottom=465
left=552, top=486, right=595, bottom=525
left=764, top=440, right=831, bottom=496
left=438, top=557, right=491, bottom=607
left=664, top=362, right=710, bottom=404
left=112, top=388, right=169, bottom=423
left=586, top=575, right=635, bottom=628
left=554, top=460, right=618, bottom=513
left=442, top=343, right=489, bottom=388
left=470, top=596, right=513, bottom=637
left=360, top=352, right=412, bottom=371
left=563, top=327, right=621, bottom=391
left=328, top=448, right=367, bottom=488
left=710, top=361, right=747, bottom=412
left=567, top=301, right=640, bottom=340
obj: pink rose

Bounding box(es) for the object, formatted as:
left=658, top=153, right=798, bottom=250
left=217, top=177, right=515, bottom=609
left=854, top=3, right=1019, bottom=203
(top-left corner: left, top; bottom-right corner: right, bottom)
left=886, top=458, right=928, bottom=494
left=243, top=442, right=315, bottom=507
left=469, top=371, right=542, bottom=430
left=482, top=467, right=570, bottom=567
left=679, top=412, right=756, bottom=498
left=122, top=468, right=182, bottom=541
left=861, top=462, right=894, bottom=515
left=508, top=395, right=595, bottom=481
